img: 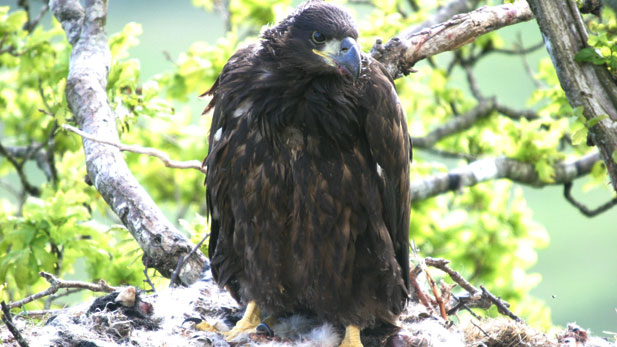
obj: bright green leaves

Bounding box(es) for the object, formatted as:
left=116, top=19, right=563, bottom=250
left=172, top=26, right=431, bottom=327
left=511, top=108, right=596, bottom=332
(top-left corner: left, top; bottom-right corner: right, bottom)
left=577, top=9, right=617, bottom=77
left=507, top=118, right=568, bottom=183
left=161, top=31, right=240, bottom=101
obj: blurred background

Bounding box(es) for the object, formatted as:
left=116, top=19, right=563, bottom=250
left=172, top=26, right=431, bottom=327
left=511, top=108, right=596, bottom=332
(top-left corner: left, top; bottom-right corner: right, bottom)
left=1, top=0, right=616, bottom=337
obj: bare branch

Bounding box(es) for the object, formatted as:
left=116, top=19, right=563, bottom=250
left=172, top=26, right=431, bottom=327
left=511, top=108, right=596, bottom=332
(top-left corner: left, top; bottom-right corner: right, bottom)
left=410, top=152, right=601, bottom=202
left=50, top=0, right=207, bottom=285
left=480, top=285, right=523, bottom=322
left=8, top=272, right=117, bottom=309
left=0, top=143, right=40, bottom=197
left=412, top=99, right=540, bottom=150
left=425, top=257, right=480, bottom=297
left=23, top=1, right=50, bottom=32
left=371, top=1, right=535, bottom=79
left=62, top=124, right=207, bottom=174
left=412, top=99, right=495, bottom=148
left=563, top=181, right=617, bottom=217
left=1, top=301, right=29, bottom=347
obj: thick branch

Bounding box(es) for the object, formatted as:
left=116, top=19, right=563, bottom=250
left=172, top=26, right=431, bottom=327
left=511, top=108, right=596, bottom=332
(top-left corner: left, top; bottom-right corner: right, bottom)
left=50, top=0, right=206, bottom=285
left=410, top=152, right=600, bottom=202
left=527, top=0, right=617, bottom=192
left=371, top=1, right=534, bottom=79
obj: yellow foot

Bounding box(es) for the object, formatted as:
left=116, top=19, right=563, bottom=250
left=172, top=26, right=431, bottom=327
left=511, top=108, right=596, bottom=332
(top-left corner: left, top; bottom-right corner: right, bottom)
left=339, top=325, right=363, bottom=347
left=224, top=301, right=261, bottom=341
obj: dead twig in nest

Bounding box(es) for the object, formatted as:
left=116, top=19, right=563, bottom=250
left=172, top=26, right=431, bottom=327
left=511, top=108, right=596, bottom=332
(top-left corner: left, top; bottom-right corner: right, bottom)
left=62, top=124, right=207, bottom=175
left=480, top=286, right=523, bottom=323
left=422, top=257, right=523, bottom=322
left=1, top=301, right=29, bottom=347
left=425, top=257, right=481, bottom=297
left=424, top=269, right=448, bottom=320
left=8, top=272, right=117, bottom=310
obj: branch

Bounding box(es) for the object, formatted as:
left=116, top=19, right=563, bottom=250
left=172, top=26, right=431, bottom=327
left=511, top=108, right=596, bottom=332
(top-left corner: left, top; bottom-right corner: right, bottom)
left=410, top=152, right=600, bottom=202
left=425, top=257, right=480, bottom=297
left=50, top=0, right=207, bottom=285
left=411, top=100, right=494, bottom=148
left=411, top=99, right=540, bottom=149
left=1, top=301, right=29, bottom=347
left=480, top=286, right=522, bottom=322
left=371, top=1, right=535, bottom=78
left=62, top=124, right=207, bottom=174
left=8, top=272, right=117, bottom=309
left=0, top=143, right=40, bottom=196
left=563, top=181, right=617, bottom=217
left=0, top=143, right=54, bottom=181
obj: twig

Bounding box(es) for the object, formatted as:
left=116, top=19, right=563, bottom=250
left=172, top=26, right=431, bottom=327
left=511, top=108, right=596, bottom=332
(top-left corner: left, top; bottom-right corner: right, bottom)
left=492, top=40, right=545, bottom=55
left=170, top=233, right=209, bottom=287
left=14, top=308, right=67, bottom=318
left=1, top=301, right=30, bottom=347
left=410, top=264, right=432, bottom=309
left=494, top=103, right=540, bottom=120
left=24, top=2, right=50, bottom=32
left=44, top=288, right=83, bottom=309
left=425, top=257, right=481, bottom=297
left=8, top=272, right=117, bottom=309
left=470, top=319, right=490, bottom=338
left=61, top=124, right=207, bottom=175
left=563, top=181, right=617, bottom=217
left=480, top=285, right=523, bottom=322
left=463, top=63, right=485, bottom=101
left=143, top=257, right=156, bottom=293
left=411, top=99, right=495, bottom=148
left=0, top=142, right=40, bottom=197
left=425, top=269, right=448, bottom=320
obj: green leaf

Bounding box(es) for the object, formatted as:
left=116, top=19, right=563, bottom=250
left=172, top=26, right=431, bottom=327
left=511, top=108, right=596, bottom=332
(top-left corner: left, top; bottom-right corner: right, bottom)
left=586, top=114, right=608, bottom=128
left=574, top=47, right=606, bottom=65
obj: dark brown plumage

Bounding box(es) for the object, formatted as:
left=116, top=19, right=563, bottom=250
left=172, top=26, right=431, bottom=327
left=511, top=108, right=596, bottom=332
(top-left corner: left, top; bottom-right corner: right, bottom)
left=202, top=0, right=411, bottom=337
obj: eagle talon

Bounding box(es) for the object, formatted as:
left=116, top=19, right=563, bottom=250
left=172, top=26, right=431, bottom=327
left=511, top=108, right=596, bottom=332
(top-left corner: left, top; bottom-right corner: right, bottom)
left=256, top=322, right=274, bottom=337
left=223, top=301, right=261, bottom=341
left=339, top=325, right=363, bottom=347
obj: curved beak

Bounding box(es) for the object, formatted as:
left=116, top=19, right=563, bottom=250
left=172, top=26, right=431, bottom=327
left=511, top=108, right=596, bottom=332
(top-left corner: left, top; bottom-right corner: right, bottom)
left=313, top=37, right=362, bottom=80
left=334, top=37, right=361, bottom=80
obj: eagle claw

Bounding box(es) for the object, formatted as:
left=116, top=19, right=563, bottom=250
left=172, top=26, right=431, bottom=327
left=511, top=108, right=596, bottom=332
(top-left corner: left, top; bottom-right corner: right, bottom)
left=256, top=322, right=274, bottom=337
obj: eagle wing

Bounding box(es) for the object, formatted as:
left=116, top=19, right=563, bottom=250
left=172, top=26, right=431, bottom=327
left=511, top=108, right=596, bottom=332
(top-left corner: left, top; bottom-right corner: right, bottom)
left=202, top=45, right=257, bottom=298
left=362, top=59, right=412, bottom=291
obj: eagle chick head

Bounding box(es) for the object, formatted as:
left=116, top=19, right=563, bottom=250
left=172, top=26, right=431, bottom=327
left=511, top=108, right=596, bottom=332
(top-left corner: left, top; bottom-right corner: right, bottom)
left=262, top=0, right=361, bottom=80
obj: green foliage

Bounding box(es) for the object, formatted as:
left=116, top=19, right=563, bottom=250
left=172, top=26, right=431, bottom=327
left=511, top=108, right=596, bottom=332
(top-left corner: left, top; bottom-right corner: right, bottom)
left=576, top=9, right=617, bottom=77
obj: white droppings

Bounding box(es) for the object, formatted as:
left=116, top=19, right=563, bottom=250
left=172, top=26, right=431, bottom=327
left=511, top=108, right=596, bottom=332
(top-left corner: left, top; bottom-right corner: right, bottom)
left=213, top=127, right=222, bottom=142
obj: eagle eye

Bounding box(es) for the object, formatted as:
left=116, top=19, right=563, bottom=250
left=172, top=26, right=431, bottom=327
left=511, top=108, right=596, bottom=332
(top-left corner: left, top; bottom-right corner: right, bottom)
left=311, top=31, right=326, bottom=44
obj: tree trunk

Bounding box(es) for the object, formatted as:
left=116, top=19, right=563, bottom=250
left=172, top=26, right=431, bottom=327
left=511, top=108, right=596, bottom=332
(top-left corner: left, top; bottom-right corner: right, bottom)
left=527, top=0, right=617, bottom=193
